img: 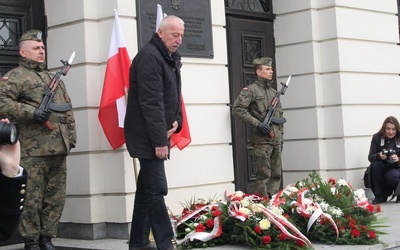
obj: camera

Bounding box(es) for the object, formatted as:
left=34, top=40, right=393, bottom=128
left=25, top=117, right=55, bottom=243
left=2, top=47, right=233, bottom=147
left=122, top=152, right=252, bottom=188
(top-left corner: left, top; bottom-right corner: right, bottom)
left=382, top=149, right=398, bottom=164
left=0, top=121, right=19, bottom=145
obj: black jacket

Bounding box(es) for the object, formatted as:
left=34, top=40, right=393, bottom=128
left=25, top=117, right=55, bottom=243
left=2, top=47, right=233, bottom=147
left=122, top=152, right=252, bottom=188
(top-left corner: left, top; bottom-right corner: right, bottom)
left=124, top=33, right=182, bottom=159
left=368, top=132, right=400, bottom=167
left=0, top=169, right=27, bottom=241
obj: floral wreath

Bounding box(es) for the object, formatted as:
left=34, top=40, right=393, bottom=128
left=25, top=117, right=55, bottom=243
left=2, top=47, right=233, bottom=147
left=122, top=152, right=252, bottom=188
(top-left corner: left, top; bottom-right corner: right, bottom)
left=173, top=171, right=384, bottom=249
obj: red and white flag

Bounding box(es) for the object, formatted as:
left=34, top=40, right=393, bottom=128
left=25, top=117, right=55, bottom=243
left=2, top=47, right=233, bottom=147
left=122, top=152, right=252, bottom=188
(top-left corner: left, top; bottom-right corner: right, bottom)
left=155, top=4, right=191, bottom=150
left=98, top=9, right=131, bottom=150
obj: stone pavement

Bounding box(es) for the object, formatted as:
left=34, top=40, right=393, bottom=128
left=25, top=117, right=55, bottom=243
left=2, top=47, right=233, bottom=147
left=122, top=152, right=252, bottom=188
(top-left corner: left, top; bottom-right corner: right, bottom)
left=1, top=201, right=399, bottom=250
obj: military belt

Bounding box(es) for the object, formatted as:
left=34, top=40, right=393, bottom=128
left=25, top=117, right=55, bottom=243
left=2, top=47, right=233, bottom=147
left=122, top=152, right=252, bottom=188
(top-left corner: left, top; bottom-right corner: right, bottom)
left=48, top=115, right=67, bottom=124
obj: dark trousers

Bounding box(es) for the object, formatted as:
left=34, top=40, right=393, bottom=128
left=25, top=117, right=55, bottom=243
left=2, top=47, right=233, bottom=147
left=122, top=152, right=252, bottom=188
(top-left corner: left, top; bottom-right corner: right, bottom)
left=370, top=161, right=400, bottom=198
left=129, top=159, right=173, bottom=250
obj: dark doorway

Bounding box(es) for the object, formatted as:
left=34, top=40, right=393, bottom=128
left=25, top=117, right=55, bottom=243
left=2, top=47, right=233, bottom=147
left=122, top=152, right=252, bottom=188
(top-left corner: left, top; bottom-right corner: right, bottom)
left=226, top=1, right=276, bottom=193
left=0, top=0, right=46, bottom=77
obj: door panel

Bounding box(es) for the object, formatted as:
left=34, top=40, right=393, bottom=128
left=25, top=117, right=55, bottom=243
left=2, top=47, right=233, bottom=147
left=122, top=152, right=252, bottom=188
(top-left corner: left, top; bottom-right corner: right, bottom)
left=227, top=15, right=275, bottom=193
left=0, top=0, right=45, bottom=77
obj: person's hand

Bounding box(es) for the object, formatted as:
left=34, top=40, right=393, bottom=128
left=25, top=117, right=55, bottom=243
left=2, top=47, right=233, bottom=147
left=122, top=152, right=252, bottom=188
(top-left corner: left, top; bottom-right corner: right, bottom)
left=33, top=108, right=50, bottom=123
left=258, top=122, right=271, bottom=135
left=167, top=121, right=178, bottom=138
left=155, top=146, right=168, bottom=160
left=390, top=154, right=399, bottom=163
left=379, top=151, right=388, bottom=160
left=0, top=119, right=21, bottom=177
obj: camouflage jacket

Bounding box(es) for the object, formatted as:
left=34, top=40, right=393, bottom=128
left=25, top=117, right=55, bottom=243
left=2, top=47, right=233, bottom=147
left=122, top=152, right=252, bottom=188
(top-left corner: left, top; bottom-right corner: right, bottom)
left=232, top=78, right=284, bottom=145
left=0, top=58, right=77, bottom=157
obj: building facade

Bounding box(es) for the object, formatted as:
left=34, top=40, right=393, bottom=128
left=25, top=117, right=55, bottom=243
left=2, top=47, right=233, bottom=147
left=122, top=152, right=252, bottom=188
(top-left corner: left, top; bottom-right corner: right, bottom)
left=0, top=0, right=399, bottom=240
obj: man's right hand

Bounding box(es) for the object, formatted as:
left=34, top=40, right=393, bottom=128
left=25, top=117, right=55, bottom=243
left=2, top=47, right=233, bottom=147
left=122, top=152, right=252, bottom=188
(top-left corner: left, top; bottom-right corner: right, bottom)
left=258, top=122, right=271, bottom=135
left=33, top=108, right=50, bottom=123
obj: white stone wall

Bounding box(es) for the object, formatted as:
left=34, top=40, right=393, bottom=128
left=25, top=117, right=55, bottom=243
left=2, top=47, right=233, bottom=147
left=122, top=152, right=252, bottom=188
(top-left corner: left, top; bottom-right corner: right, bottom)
left=273, top=0, right=400, bottom=186
left=44, top=0, right=235, bottom=225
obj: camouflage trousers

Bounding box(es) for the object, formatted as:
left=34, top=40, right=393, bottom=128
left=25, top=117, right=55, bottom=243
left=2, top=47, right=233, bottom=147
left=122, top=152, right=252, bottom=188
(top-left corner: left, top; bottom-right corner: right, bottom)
left=19, top=155, right=67, bottom=240
left=252, top=143, right=282, bottom=197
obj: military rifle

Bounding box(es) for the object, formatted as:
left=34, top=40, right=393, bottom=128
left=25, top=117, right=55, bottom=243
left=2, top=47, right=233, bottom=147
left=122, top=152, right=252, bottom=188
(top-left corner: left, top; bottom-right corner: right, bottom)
left=39, top=51, right=75, bottom=130
left=262, top=75, right=291, bottom=138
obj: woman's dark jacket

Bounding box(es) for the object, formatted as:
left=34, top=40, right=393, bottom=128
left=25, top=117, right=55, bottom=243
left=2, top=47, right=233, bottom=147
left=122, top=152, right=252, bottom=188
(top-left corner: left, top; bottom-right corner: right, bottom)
left=124, top=33, right=182, bottom=159
left=0, top=169, right=27, bottom=241
left=368, top=132, right=400, bottom=167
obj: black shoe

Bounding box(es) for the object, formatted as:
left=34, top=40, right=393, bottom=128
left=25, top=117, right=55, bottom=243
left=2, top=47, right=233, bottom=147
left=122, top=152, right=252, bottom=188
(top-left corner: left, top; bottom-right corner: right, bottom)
left=129, top=242, right=157, bottom=250
left=396, top=196, right=400, bottom=203
left=24, top=238, right=40, bottom=250
left=372, top=196, right=388, bottom=205
left=39, top=236, right=56, bottom=250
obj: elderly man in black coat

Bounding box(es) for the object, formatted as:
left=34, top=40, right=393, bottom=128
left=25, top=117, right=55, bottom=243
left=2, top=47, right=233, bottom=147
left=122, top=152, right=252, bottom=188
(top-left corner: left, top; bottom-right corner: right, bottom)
left=124, top=15, right=185, bottom=250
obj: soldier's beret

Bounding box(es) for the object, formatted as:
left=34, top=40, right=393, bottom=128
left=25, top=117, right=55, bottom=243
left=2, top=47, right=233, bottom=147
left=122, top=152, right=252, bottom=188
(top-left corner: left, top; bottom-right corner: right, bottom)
left=19, top=29, right=43, bottom=43
left=252, top=57, right=273, bottom=67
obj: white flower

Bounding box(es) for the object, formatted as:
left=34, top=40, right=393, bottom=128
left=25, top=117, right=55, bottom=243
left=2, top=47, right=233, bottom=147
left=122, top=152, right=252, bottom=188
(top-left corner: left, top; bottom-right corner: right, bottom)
left=297, top=181, right=305, bottom=187
left=268, top=205, right=284, bottom=217
left=330, top=187, right=337, bottom=195
left=287, top=186, right=299, bottom=193
left=196, top=198, right=208, bottom=205
left=259, top=218, right=271, bottom=230
left=337, top=179, right=348, bottom=187
left=185, top=228, right=192, bottom=232
left=354, top=188, right=366, bottom=199
left=200, top=215, right=208, bottom=222
left=240, top=197, right=250, bottom=207
left=250, top=204, right=263, bottom=213
left=234, top=191, right=244, bottom=198
left=193, top=223, right=199, bottom=227
left=319, top=201, right=329, bottom=212
left=329, top=206, right=343, bottom=217
left=238, top=207, right=251, bottom=215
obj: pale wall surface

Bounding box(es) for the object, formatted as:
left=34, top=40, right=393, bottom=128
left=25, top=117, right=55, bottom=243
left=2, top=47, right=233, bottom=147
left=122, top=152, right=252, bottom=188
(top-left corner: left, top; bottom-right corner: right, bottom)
left=273, top=0, right=400, bottom=186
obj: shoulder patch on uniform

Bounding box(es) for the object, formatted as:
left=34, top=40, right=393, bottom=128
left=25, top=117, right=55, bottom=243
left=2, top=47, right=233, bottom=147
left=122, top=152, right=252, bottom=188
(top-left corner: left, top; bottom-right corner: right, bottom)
left=242, top=87, right=249, bottom=91
left=1, top=76, right=8, bottom=81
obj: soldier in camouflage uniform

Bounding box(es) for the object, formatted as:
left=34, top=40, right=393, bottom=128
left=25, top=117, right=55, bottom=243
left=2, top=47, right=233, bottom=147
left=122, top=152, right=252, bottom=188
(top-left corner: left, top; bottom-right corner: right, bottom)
left=0, top=29, right=76, bottom=250
left=232, top=57, right=284, bottom=198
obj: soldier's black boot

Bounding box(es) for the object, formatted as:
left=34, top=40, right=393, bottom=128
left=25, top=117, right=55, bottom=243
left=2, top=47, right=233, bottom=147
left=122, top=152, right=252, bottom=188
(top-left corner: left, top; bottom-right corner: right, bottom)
left=24, top=238, right=40, bottom=250
left=39, top=236, right=56, bottom=250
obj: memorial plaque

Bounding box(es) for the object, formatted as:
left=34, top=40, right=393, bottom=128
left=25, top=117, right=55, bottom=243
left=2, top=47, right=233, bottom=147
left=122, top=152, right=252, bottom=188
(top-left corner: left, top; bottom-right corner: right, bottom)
left=137, top=0, right=214, bottom=58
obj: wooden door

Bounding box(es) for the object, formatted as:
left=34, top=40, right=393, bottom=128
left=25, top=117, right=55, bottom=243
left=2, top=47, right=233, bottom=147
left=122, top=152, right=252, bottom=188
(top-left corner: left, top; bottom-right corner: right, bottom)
left=0, top=0, right=45, bottom=77
left=226, top=3, right=276, bottom=193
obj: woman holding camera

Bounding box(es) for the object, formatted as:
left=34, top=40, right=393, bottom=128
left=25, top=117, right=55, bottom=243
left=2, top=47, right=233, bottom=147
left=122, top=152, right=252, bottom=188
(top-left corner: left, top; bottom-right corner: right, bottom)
left=368, top=116, right=400, bottom=204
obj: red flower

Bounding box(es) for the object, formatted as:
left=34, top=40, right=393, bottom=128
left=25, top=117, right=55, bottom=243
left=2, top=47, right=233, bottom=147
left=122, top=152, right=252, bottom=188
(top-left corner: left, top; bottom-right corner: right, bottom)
left=262, top=235, right=272, bottom=244
left=351, top=228, right=360, bottom=237
left=375, top=204, right=382, bottom=212
left=278, top=233, right=287, bottom=241
left=195, top=224, right=206, bottom=232
left=296, top=240, right=306, bottom=247
left=339, top=225, right=346, bottom=233
left=212, top=209, right=222, bottom=217
left=360, top=225, right=367, bottom=231
left=366, top=204, right=374, bottom=212
left=348, top=218, right=357, bottom=228
left=254, top=225, right=262, bottom=234
left=320, top=218, right=326, bottom=225
left=368, top=230, right=376, bottom=239
left=230, top=196, right=242, bottom=201
left=206, top=219, right=214, bottom=228
left=328, top=178, right=336, bottom=185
